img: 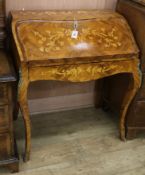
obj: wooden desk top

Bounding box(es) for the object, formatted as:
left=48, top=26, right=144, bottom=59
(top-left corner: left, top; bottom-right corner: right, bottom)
left=11, top=10, right=139, bottom=64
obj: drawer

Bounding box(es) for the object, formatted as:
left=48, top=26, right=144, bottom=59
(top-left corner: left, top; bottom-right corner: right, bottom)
left=0, top=84, right=8, bottom=105
left=0, top=105, right=10, bottom=131
left=0, top=133, right=12, bottom=160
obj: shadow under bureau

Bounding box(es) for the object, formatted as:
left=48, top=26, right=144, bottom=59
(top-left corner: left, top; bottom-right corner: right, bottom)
left=11, top=10, right=141, bottom=161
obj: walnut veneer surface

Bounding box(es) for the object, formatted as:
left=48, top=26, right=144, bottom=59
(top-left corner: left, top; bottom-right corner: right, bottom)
left=12, top=10, right=138, bottom=63
left=11, top=10, right=141, bottom=161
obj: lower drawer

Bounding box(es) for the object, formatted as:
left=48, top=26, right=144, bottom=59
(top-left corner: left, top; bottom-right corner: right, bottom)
left=0, top=105, right=10, bottom=132
left=0, top=84, right=8, bottom=105
left=0, top=133, right=12, bottom=160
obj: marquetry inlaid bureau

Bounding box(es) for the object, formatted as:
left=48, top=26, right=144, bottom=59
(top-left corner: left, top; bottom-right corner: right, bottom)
left=0, top=0, right=19, bottom=172
left=11, top=10, right=141, bottom=161
left=104, top=0, right=145, bottom=139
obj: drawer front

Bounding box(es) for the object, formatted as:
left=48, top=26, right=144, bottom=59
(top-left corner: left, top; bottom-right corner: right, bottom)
left=0, top=84, right=8, bottom=105
left=0, top=105, right=10, bottom=131
left=0, top=133, right=12, bottom=160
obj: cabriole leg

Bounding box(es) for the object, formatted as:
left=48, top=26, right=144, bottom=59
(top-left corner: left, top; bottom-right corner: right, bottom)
left=18, top=64, right=31, bottom=162
left=120, top=63, right=141, bottom=140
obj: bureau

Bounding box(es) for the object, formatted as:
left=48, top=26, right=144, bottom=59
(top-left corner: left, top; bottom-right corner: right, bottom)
left=104, top=0, right=145, bottom=139
left=11, top=10, right=141, bottom=161
left=0, top=0, right=19, bottom=172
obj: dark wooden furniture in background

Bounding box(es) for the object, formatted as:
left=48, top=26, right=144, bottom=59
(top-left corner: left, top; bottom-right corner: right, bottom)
left=0, top=0, right=19, bottom=173
left=0, top=53, right=19, bottom=173
left=117, top=0, right=145, bottom=138
left=104, top=0, right=145, bottom=139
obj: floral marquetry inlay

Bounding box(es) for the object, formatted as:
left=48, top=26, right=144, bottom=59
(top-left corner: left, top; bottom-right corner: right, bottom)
left=29, top=59, right=139, bottom=83
left=12, top=10, right=138, bottom=62
left=31, top=25, right=122, bottom=55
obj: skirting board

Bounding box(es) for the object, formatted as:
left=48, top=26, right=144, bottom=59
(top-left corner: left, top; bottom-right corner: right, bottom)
left=28, top=92, right=95, bottom=115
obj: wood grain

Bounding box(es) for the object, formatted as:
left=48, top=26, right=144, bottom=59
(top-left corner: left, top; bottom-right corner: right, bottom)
left=13, top=11, right=138, bottom=62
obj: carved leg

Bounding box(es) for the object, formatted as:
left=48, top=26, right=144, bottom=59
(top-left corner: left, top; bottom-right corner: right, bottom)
left=120, top=62, right=141, bottom=140
left=18, top=64, right=31, bottom=162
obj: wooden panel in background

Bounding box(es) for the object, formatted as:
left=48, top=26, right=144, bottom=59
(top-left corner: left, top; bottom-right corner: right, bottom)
left=6, top=0, right=117, bottom=13
left=28, top=81, right=95, bottom=99
left=6, top=0, right=117, bottom=113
